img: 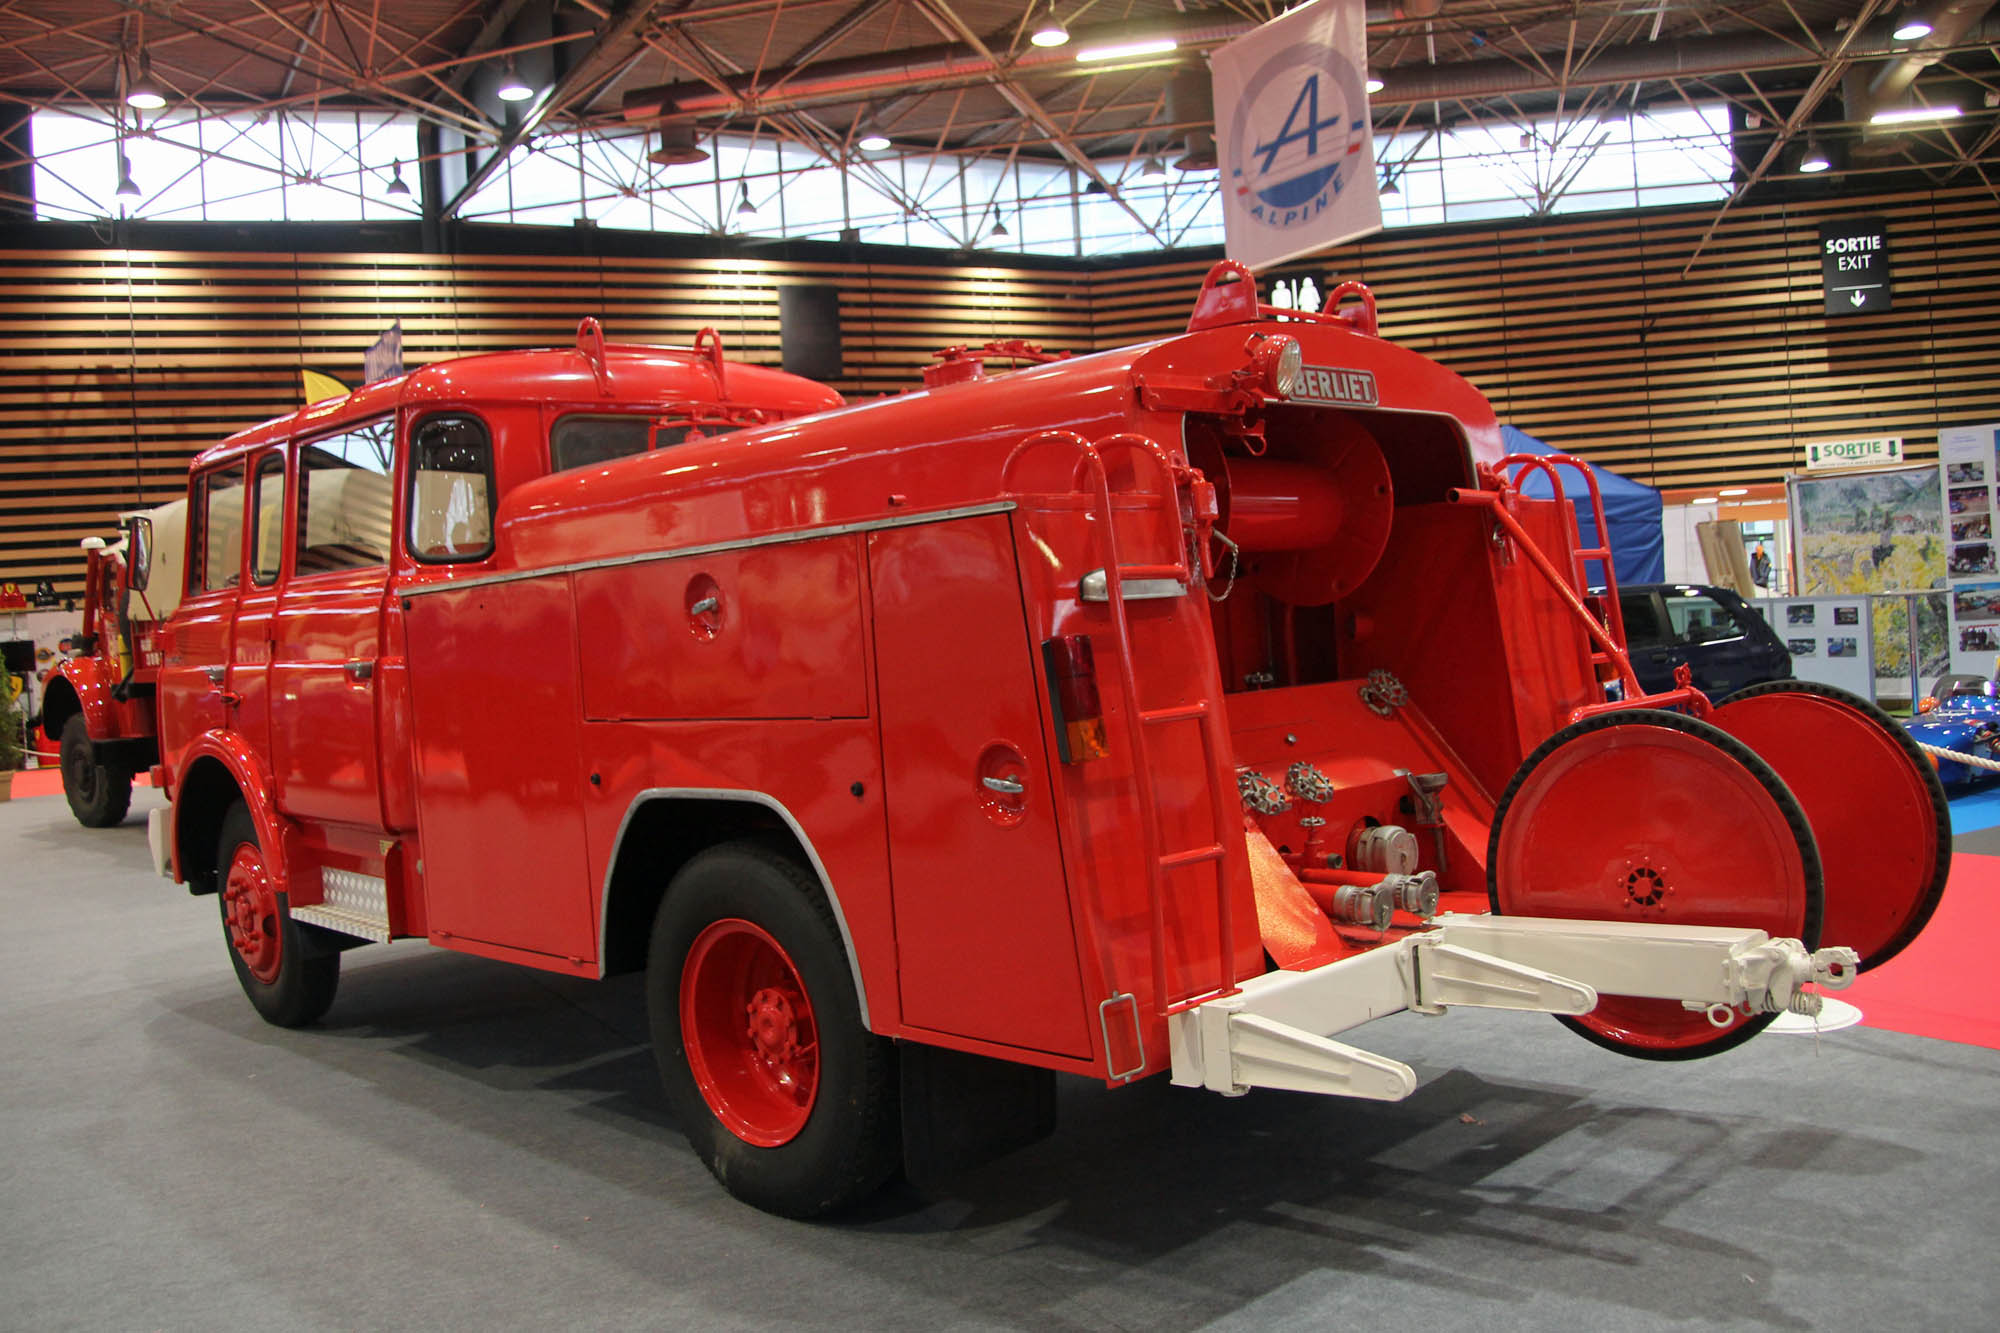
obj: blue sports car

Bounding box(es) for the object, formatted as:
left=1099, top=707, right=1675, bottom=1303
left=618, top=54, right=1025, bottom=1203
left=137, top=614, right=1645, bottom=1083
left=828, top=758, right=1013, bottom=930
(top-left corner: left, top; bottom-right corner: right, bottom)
left=1907, top=673, right=2000, bottom=788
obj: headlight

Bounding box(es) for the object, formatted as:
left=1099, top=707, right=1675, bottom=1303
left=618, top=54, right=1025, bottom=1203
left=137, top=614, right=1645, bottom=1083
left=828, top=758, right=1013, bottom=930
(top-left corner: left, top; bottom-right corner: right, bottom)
left=1249, top=334, right=1302, bottom=398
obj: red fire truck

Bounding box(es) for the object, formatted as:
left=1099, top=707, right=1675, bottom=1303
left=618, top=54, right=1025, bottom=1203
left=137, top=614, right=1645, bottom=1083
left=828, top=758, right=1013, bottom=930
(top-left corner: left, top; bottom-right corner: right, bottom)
left=38, top=500, right=183, bottom=826
left=146, top=267, right=1947, bottom=1218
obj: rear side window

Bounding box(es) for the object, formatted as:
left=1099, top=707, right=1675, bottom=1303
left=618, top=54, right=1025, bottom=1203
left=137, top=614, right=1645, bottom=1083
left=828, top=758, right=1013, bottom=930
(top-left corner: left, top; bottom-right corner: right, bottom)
left=409, top=415, right=494, bottom=563
left=551, top=415, right=652, bottom=472
left=297, top=418, right=394, bottom=574
left=193, top=462, right=247, bottom=593
left=1665, top=591, right=1747, bottom=643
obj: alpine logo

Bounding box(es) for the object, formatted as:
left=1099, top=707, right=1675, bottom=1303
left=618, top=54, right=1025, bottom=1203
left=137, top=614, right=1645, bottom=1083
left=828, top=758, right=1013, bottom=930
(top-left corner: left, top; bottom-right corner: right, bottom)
left=1226, top=46, right=1368, bottom=234
left=1292, top=364, right=1379, bottom=408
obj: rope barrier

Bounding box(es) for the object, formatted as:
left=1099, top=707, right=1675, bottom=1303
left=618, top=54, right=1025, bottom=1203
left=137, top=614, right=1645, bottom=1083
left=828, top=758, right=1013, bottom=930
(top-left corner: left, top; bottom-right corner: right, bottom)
left=1913, top=740, right=2000, bottom=774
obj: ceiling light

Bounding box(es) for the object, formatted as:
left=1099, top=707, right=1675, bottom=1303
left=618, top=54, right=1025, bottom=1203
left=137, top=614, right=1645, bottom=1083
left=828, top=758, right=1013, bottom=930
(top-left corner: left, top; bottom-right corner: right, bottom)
left=648, top=124, right=709, bottom=166
left=1030, top=5, right=1069, bottom=48
left=990, top=216, right=1009, bottom=238
left=385, top=160, right=412, bottom=196
left=1140, top=156, right=1166, bottom=178
left=1380, top=175, right=1399, bottom=197
left=1084, top=179, right=1108, bottom=195
left=126, top=51, right=165, bottom=110
left=1719, top=488, right=1750, bottom=496
left=1694, top=496, right=1719, bottom=505
left=858, top=129, right=891, bottom=152
left=1870, top=104, right=1961, bottom=124
left=1800, top=136, right=1831, bottom=172
left=1893, top=18, right=1934, bottom=41
left=496, top=56, right=534, bottom=103
left=736, top=183, right=756, bottom=216
left=115, top=154, right=140, bottom=197
left=1365, top=77, right=1384, bottom=95
left=1075, top=38, right=1177, bottom=63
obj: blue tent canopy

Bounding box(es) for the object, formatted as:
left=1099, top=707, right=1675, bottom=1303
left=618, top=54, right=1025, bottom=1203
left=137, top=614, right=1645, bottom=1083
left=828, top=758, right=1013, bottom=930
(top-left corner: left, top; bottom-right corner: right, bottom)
left=1502, top=425, right=1666, bottom=585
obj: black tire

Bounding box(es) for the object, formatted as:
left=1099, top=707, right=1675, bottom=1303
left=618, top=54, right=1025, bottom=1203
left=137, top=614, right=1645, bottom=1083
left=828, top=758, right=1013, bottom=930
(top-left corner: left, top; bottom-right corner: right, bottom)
left=645, top=840, right=898, bottom=1218
left=216, top=802, right=338, bottom=1028
left=59, top=712, right=132, bottom=828
left=1488, top=709, right=1823, bottom=1061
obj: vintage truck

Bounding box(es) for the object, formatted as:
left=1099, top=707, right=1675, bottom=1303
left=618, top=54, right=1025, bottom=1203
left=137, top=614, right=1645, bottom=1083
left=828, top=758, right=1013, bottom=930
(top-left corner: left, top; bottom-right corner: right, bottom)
left=143, top=267, right=1948, bottom=1217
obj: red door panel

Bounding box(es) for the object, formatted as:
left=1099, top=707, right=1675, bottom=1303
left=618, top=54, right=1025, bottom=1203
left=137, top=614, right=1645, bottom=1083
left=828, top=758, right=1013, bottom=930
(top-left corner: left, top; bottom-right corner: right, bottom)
left=870, top=514, right=1092, bottom=1058
left=404, top=575, right=595, bottom=962
left=270, top=570, right=387, bottom=829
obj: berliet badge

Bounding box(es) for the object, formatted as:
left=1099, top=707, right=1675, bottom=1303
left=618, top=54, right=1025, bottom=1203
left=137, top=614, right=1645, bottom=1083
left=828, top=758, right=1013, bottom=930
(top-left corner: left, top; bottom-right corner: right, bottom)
left=1292, top=364, right=1379, bottom=407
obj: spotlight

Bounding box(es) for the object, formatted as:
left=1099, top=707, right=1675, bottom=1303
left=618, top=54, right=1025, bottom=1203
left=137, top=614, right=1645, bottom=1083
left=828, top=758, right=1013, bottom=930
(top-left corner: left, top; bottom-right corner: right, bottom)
left=858, top=126, right=891, bottom=152
left=1799, top=139, right=1830, bottom=173
left=496, top=56, right=534, bottom=103
left=115, top=154, right=140, bottom=197
left=736, top=182, right=756, bottom=216
left=1380, top=175, right=1399, bottom=197
left=1893, top=17, right=1934, bottom=41
left=1365, top=76, right=1384, bottom=95
left=1140, top=156, right=1166, bottom=178
left=385, top=160, right=412, bottom=196
left=1030, top=5, right=1069, bottom=48
left=990, top=216, right=1010, bottom=238
left=126, top=51, right=165, bottom=110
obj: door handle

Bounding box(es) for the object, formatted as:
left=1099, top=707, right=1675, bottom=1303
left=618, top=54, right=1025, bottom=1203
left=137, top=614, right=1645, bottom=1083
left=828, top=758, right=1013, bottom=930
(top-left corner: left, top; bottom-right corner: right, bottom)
left=345, top=660, right=375, bottom=681
left=204, top=665, right=226, bottom=685
left=981, top=775, right=1025, bottom=795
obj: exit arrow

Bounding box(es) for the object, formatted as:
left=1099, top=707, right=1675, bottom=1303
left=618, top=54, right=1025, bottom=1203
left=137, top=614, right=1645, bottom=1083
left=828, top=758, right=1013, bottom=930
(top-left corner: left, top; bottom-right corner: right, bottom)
left=1850, top=289, right=1867, bottom=307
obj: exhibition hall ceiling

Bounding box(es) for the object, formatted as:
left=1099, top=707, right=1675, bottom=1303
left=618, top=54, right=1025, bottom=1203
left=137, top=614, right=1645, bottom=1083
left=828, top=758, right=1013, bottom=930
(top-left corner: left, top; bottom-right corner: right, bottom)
left=2, top=0, right=1997, bottom=221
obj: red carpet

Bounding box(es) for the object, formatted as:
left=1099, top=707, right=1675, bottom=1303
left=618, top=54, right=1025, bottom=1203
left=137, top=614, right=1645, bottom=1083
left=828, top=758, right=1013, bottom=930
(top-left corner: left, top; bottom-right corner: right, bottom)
left=6, top=767, right=154, bottom=799
left=1843, top=852, right=2000, bottom=1050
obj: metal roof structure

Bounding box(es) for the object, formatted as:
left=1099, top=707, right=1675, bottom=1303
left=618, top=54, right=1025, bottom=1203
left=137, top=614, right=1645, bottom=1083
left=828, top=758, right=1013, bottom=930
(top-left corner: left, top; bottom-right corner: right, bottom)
left=2, top=1, right=1996, bottom=236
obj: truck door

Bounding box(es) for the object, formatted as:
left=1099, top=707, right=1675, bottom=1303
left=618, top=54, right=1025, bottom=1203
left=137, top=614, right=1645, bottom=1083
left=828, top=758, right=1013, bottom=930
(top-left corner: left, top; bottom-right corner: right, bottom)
left=870, top=513, right=1093, bottom=1059
left=225, top=448, right=288, bottom=759
left=157, top=460, right=247, bottom=765
left=269, top=419, right=393, bottom=830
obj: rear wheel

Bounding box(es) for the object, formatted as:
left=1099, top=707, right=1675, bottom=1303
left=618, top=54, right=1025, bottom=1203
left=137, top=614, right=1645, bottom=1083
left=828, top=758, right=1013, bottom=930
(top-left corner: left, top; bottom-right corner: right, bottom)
left=217, top=802, right=338, bottom=1028
left=59, top=713, right=132, bottom=828
left=645, top=841, right=898, bottom=1218
left=1711, top=679, right=1950, bottom=971
left=1488, top=710, right=1822, bottom=1060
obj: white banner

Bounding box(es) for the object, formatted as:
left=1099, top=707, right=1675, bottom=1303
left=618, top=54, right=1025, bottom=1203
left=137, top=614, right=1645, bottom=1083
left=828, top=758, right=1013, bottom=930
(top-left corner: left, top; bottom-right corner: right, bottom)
left=1212, top=0, right=1379, bottom=272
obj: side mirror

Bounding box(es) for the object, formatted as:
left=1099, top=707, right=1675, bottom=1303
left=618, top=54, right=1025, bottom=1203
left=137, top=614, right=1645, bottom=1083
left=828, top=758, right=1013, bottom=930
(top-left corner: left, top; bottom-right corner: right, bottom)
left=127, top=516, right=153, bottom=593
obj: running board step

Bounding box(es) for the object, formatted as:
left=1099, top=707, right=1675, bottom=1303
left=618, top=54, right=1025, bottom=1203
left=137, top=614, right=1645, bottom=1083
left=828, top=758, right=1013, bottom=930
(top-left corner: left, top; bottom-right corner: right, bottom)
left=293, top=868, right=391, bottom=944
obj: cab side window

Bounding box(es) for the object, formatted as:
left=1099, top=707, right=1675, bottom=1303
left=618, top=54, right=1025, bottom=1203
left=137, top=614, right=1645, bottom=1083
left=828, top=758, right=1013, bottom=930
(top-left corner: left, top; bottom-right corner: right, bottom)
left=193, top=461, right=247, bottom=593
left=1665, top=592, right=1745, bottom=643
left=251, top=452, right=286, bottom=585
left=409, top=415, right=494, bottom=563
left=297, top=418, right=394, bottom=574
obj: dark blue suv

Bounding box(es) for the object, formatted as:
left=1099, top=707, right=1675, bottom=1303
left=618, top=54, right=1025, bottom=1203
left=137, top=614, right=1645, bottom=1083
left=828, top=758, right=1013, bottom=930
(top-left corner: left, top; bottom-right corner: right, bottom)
left=1616, top=583, right=1793, bottom=698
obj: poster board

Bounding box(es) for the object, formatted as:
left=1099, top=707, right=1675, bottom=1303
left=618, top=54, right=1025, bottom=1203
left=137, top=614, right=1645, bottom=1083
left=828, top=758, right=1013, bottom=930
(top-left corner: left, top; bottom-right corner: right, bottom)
left=1787, top=462, right=1947, bottom=696
left=1939, top=422, right=2000, bottom=676
left=1753, top=596, right=1874, bottom=697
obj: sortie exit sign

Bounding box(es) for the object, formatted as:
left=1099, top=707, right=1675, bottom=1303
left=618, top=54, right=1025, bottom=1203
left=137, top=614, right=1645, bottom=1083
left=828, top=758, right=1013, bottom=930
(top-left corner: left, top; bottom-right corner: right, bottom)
left=1820, top=217, right=1892, bottom=315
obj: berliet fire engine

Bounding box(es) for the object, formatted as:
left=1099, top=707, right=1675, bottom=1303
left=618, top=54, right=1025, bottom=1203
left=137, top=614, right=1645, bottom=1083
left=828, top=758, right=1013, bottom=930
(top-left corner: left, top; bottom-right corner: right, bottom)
left=122, top=263, right=1947, bottom=1218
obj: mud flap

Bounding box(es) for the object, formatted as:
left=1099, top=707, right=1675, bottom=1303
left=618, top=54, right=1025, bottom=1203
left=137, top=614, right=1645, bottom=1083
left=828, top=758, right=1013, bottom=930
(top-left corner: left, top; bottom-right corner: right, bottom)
left=899, top=1043, right=1056, bottom=1185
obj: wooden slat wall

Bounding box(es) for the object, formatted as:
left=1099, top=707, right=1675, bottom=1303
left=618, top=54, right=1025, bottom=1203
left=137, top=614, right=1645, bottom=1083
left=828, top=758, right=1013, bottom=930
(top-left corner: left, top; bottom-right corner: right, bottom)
left=0, top=248, right=1092, bottom=597
left=5, top=182, right=1995, bottom=597
left=1089, top=184, right=2000, bottom=493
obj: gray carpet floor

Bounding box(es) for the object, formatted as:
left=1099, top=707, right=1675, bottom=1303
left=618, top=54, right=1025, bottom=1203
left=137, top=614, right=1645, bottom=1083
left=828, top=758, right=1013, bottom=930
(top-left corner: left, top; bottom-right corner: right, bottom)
left=5, top=789, right=1998, bottom=1331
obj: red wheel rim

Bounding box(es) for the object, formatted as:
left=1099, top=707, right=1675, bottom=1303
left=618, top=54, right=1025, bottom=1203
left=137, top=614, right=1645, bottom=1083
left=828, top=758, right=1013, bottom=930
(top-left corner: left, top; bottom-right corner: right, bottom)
left=679, top=919, right=819, bottom=1147
left=1493, top=718, right=1812, bottom=1054
left=221, top=844, right=283, bottom=985
left=1711, top=683, right=1948, bottom=971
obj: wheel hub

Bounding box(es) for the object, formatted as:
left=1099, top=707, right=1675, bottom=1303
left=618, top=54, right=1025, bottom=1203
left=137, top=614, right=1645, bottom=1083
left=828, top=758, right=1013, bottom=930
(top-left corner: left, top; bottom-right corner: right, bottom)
left=1624, top=862, right=1669, bottom=910
left=221, top=845, right=282, bottom=985
left=681, top=919, right=820, bottom=1147
left=747, top=987, right=802, bottom=1065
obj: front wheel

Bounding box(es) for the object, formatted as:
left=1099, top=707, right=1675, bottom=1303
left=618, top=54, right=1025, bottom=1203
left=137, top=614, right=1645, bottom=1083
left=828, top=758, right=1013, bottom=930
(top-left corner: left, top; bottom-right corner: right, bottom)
left=59, top=712, right=132, bottom=828
left=645, top=841, right=898, bottom=1218
left=217, top=802, right=338, bottom=1028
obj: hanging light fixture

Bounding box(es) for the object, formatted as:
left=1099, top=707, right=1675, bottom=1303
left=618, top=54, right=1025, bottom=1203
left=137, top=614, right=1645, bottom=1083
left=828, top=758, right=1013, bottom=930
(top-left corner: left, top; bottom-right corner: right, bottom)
left=857, top=116, right=892, bottom=152
left=1379, top=174, right=1400, bottom=197
left=1365, top=76, right=1384, bottom=95
left=1799, top=138, right=1831, bottom=173
left=648, top=123, right=709, bottom=166
left=736, top=182, right=757, bottom=216
left=1030, top=4, right=1070, bottom=48
left=125, top=50, right=166, bottom=110
left=990, top=214, right=1010, bottom=238
left=115, top=152, right=141, bottom=198
left=385, top=160, right=412, bottom=195
left=496, top=55, right=535, bottom=103
left=1893, top=6, right=1935, bottom=41
left=1140, top=156, right=1166, bottom=178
